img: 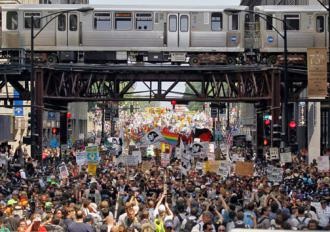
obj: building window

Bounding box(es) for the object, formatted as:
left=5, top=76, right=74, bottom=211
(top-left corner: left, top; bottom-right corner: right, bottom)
left=24, top=12, right=41, bottom=29
left=266, top=14, right=273, bottom=30
left=180, top=15, right=188, bottom=32
left=231, top=14, right=239, bottom=30
left=211, top=12, right=222, bottom=31
left=316, top=15, right=324, bottom=32
left=69, top=14, right=77, bottom=31
left=58, top=14, right=66, bottom=31
left=169, top=15, right=177, bottom=32
left=6, top=11, right=18, bottom=30
left=284, top=14, right=300, bottom=30
left=136, top=12, right=153, bottom=30
left=94, top=12, right=111, bottom=31
left=115, top=12, right=132, bottom=30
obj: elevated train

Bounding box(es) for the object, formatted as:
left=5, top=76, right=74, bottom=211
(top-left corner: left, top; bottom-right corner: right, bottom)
left=0, top=1, right=328, bottom=65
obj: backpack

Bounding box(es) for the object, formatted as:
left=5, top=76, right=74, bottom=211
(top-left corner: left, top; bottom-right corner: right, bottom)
left=182, top=218, right=198, bottom=232
left=296, top=217, right=307, bottom=230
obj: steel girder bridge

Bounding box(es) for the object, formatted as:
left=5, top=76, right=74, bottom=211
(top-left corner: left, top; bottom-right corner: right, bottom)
left=0, top=63, right=317, bottom=155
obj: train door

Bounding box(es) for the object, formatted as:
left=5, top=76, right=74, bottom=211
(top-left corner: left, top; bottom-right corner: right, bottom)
left=56, top=12, right=79, bottom=46
left=167, top=13, right=190, bottom=48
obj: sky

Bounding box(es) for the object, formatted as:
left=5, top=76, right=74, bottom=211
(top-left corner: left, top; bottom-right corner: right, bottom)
left=89, top=0, right=241, bottom=5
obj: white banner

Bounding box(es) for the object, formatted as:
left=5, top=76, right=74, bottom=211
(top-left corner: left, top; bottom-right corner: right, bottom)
left=280, top=152, right=292, bottom=163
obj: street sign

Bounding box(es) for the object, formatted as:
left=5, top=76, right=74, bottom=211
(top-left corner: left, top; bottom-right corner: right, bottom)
left=269, top=147, right=279, bottom=160
left=13, top=90, right=23, bottom=117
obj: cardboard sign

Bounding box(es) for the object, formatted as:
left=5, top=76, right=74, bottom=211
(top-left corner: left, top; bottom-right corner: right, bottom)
left=59, top=164, right=69, bottom=179
left=235, top=161, right=254, bottom=177
left=76, top=152, right=87, bottom=166
left=317, top=156, right=330, bottom=172
left=280, top=152, right=292, bottom=163
left=88, top=163, right=97, bottom=176
left=269, top=147, right=279, bottom=160
left=86, top=145, right=100, bottom=163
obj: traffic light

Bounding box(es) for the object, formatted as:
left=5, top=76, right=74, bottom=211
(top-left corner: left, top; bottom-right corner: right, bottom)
left=272, top=124, right=282, bottom=147
left=51, top=127, right=58, bottom=135
left=263, top=117, right=271, bottom=146
left=288, top=120, right=297, bottom=145
left=67, top=112, right=72, bottom=131
left=171, top=100, right=177, bottom=109
left=130, top=104, right=134, bottom=114
left=104, top=108, right=111, bottom=121
left=27, top=112, right=32, bottom=134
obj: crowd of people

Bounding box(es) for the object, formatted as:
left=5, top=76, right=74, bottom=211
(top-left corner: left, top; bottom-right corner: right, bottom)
left=0, top=107, right=329, bottom=232
left=0, top=138, right=329, bottom=232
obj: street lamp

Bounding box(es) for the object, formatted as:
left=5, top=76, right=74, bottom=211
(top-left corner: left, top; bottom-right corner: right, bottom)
left=30, top=7, right=93, bottom=158
left=224, top=8, right=288, bottom=146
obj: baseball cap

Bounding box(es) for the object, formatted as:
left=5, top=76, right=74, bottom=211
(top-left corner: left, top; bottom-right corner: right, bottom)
left=164, top=219, right=174, bottom=228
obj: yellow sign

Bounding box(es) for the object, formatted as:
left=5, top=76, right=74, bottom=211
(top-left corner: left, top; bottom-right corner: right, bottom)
left=88, top=163, right=97, bottom=176
left=203, top=161, right=221, bottom=173
left=307, top=48, right=328, bottom=98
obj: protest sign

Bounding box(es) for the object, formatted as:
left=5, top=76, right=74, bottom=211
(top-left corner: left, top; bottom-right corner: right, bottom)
left=280, top=152, right=292, bottom=163
left=126, top=155, right=140, bottom=166
left=59, top=164, right=69, bottom=179
left=267, top=165, right=283, bottom=183
left=203, top=161, right=221, bottom=173
left=86, top=145, right=100, bottom=163
left=76, top=151, right=87, bottom=166
left=196, top=161, right=203, bottom=170
left=132, top=150, right=142, bottom=163
left=317, top=156, right=330, bottom=172
left=235, top=161, right=254, bottom=177
left=218, top=161, right=231, bottom=177
left=88, top=163, right=97, bottom=176
left=161, top=153, right=171, bottom=167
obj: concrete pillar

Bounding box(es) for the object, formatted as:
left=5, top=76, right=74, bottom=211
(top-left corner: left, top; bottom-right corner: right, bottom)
left=308, top=102, right=321, bottom=163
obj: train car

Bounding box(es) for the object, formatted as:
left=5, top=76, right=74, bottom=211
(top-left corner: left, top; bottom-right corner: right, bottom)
left=0, top=1, right=248, bottom=65
left=254, top=5, right=327, bottom=65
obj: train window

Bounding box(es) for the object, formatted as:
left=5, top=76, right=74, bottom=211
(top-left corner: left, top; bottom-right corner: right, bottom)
left=316, top=16, right=324, bottom=33
left=58, top=14, right=66, bottom=31
left=6, top=11, right=18, bottom=30
left=24, top=12, right=41, bottom=29
left=169, top=15, right=177, bottom=32
left=266, top=15, right=273, bottom=30
left=69, top=15, right=78, bottom=31
left=180, top=15, right=188, bottom=32
left=211, top=12, right=222, bottom=31
left=94, top=12, right=111, bottom=31
left=284, top=14, right=300, bottom=30
left=231, top=14, right=239, bottom=30
left=115, top=12, right=132, bottom=30
left=136, top=13, right=153, bottom=31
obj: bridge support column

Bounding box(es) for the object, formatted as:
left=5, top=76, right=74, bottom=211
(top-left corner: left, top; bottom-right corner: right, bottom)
left=35, top=69, right=44, bottom=159
left=308, top=102, right=321, bottom=163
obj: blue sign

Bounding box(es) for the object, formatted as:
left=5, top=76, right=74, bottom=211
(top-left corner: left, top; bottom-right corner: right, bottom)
left=231, top=36, right=237, bottom=42
left=267, top=36, right=274, bottom=43
left=13, top=90, right=24, bottom=117
left=50, top=137, right=59, bottom=148
left=48, top=111, right=56, bottom=120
